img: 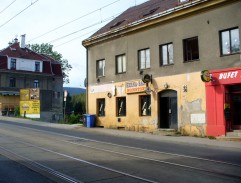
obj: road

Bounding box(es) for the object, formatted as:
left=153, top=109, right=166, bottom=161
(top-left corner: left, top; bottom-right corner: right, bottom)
left=0, top=117, right=241, bottom=183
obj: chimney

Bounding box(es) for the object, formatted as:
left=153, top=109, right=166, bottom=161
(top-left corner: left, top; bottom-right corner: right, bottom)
left=14, top=38, right=18, bottom=43
left=20, top=34, right=26, bottom=48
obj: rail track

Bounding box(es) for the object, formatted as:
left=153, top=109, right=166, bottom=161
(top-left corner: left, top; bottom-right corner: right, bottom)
left=0, top=122, right=241, bottom=183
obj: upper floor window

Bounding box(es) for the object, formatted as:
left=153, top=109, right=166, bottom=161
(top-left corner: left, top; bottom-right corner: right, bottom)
left=138, top=48, right=150, bottom=70
left=116, top=54, right=126, bottom=74
left=9, top=77, right=16, bottom=87
left=220, top=28, right=240, bottom=55
left=10, top=59, right=16, bottom=69
left=35, top=62, right=40, bottom=72
left=117, top=97, right=126, bottom=116
left=160, top=43, right=173, bottom=66
left=183, top=37, right=199, bottom=62
left=34, top=80, right=39, bottom=88
left=96, top=59, right=105, bottom=77
left=97, top=98, right=105, bottom=116
left=140, top=95, right=151, bottom=116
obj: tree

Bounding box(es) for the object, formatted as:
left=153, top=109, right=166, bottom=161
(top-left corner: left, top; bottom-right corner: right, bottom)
left=30, top=43, right=72, bottom=84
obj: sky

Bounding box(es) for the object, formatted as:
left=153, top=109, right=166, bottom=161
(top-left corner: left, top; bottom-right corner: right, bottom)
left=0, top=0, right=149, bottom=88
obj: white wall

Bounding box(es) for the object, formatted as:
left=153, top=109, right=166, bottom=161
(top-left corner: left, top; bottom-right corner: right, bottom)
left=8, top=57, right=43, bottom=72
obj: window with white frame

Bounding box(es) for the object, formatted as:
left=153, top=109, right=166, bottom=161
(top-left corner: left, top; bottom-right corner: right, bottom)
left=116, top=54, right=126, bottom=74
left=35, top=62, right=40, bottom=72
left=10, top=59, right=16, bottom=69
left=160, top=43, right=173, bottom=66
left=96, top=59, right=105, bottom=77
left=138, top=48, right=150, bottom=70
left=220, top=28, right=240, bottom=55
left=34, top=80, right=39, bottom=88
left=140, top=95, right=151, bottom=116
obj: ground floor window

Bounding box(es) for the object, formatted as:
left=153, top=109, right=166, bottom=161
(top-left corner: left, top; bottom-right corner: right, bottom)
left=97, top=98, right=105, bottom=116
left=140, top=95, right=151, bottom=116
left=117, top=97, right=126, bottom=116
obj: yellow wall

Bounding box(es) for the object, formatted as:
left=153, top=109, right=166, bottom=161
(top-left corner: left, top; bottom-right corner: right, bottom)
left=88, top=71, right=207, bottom=136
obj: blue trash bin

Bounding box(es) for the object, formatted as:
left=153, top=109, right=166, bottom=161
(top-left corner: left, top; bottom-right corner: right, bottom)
left=84, top=114, right=96, bottom=128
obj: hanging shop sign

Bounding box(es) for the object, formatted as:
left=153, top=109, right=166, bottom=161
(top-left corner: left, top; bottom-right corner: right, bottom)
left=201, top=70, right=212, bottom=82
left=126, top=80, right=146, bottom=94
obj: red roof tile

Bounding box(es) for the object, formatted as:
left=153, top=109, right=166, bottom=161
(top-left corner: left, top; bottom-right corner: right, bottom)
left=92, top=0, right=180, bottom=37
left=0, top=41, right=62, bottom=76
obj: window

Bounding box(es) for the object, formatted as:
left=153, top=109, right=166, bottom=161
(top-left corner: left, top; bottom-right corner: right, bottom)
left=220, top=28, right=240, bottom=55
left=116, top=54, right=126, bottom=74
left=117, top=97, right=126, bottom=116
left=183, top=37, right=199, bottom=62
left=96, top=59, right=105, bottom=77
left=34, top=80, right=39, bottom=88
left=97, top=98, right=105, bottom=116
left=35, top=62, right=40, bottom=72
left=138, top=48, right=150, bottom=70
left=140, top=95, right=151, bottom=116
left=10, top=59, right=16, bottom=69
left=9, top=77, right=16, bottom=87
left=160, top=43, right=173, bottom=66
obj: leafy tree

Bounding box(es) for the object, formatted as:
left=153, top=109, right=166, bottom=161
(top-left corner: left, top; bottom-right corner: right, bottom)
left=71, top=93, right=86, bottom=115
left=30, top=43, right=72, bottom=84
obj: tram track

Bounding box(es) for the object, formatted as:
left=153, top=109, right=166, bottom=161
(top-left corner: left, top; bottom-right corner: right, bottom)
left=0, top=121, right=241, bottom=182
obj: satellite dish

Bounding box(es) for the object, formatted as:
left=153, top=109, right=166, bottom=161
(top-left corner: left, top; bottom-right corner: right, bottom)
left=142, top=74, right=152, bottom=83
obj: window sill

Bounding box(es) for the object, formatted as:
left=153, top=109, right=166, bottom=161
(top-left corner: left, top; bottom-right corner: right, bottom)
left=220, top=52, right=240, bottom=57
left=160, top=63, right=174, bottom=67
left=184, top=59, right=200, bottom=63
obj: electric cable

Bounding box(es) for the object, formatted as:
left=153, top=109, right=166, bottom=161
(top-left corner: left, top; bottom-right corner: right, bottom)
left=0, top=0, right=17, bottom=15
left=28, top=0, right=121, bottom=42
left=0, top=0, right=39, bottom=29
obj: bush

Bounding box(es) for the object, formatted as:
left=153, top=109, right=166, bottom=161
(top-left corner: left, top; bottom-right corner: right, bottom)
left=14, top=106, right=20, bottom=117
left=65, top=114, right=80, bottom=124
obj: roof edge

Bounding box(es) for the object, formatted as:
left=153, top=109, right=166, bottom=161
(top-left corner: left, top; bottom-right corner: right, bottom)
left=82, top=0, right=238, bottom=47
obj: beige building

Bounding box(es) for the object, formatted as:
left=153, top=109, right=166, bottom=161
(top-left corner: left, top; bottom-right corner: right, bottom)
left=82, top=0, right=241, bottom=136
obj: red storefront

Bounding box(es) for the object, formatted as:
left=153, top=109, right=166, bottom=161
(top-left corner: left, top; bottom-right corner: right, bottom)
left=206, top=67, right=241, bottom=136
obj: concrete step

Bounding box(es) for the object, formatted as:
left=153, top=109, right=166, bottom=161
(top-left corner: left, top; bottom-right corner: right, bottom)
left=153, top=129, right=179, bottom=136
left=226, top=131, right=241, bottom=137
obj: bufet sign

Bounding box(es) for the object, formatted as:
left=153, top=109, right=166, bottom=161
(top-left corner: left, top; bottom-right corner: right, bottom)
left=207, top=68, right=241, bottom=85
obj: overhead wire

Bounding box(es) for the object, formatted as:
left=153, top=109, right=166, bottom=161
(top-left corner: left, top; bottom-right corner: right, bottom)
left=47, top=14, right=120, bottom=44
left=0, top=0, right=39, bottom=29
left=0, top=0, right=17, bottom=15
left=27, top=0, right=121, bottom=42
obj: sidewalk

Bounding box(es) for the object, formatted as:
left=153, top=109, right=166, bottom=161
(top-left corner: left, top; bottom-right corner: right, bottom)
left=1, top=116, right=241, bottom=150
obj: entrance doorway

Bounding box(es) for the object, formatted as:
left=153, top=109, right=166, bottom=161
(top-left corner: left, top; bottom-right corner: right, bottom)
left=227, top=85, right=241, bottom=130
left=158, top=90, right=177, bottom=129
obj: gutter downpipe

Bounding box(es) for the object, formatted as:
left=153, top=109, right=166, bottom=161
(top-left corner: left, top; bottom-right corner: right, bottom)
left=86, top=49, right=89, bottom=114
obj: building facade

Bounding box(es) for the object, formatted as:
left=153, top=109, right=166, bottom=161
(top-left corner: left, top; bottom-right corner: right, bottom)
left=0, top=36, right=63, bottom=121
left=82, top=0, right=241, bottom=136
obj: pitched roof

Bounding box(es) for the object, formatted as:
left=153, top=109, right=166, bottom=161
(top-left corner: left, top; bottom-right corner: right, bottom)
left=92, top=0, right=179, bottom=37
left=0, top=41, right=63, bottom=76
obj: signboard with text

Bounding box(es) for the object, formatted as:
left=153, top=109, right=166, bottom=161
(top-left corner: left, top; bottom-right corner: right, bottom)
left=20, top=88, right=40, bottom=118
left=126, top=80, right=146, bottom=94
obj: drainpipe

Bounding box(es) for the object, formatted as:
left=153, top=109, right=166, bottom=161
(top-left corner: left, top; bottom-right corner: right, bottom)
left=86, top=49, right=89, bottom=114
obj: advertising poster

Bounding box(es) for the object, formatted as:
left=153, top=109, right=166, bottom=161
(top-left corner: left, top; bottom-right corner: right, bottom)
left=20, top=88, right=40, bottom=118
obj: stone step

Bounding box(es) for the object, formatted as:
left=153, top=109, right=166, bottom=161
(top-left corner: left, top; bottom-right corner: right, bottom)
left=153, top=129, right=179, bottom=136
left=226, top=131, right=241, bottom=137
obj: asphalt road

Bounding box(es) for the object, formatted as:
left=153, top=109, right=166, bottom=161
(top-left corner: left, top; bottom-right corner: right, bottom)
left=0, top=117, right=241, bottom=183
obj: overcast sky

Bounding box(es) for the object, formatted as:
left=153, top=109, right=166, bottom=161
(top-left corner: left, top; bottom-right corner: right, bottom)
left=0, top=0, right=149, bottom=88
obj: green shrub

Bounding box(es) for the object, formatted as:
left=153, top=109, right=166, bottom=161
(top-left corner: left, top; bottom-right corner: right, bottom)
left=66, top=114, right=80, bottom=124
left=14, top=106, right=20, bottom=117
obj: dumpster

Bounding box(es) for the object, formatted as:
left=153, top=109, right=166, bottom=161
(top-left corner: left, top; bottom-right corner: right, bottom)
left=83, top=114, right=96, bottom=128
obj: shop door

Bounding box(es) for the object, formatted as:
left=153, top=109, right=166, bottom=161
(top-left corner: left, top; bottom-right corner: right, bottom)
left=159, top=90, right=177, bottom=129
left=231, top=93, right=241, bottom=129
